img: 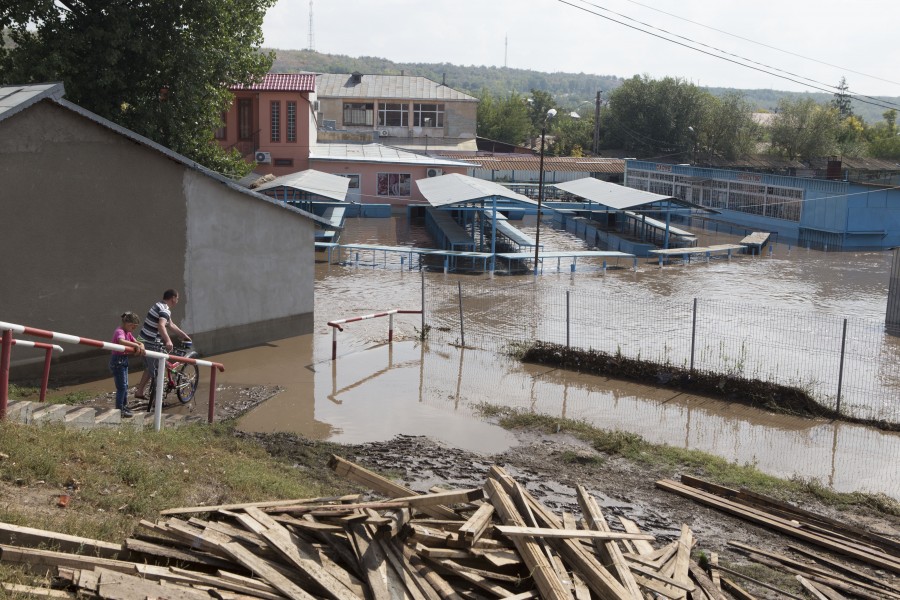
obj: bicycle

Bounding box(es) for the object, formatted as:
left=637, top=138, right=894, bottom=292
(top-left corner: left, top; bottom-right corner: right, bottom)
left=143, top=341, right=200, bottom=411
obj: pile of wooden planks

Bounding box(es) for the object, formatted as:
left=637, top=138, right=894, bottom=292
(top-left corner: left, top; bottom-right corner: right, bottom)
left=3, top=455, right=737, bottom=600
left=658, top=475, right=900, bottom=599
left=2, top=456, right=897, bottom=599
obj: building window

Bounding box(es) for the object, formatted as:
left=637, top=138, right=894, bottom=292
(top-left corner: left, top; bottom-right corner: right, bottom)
left=238, top=99, right=252, bottom=140
left=378, top=103, right=408, bottom=127
left=273, top=158, right=294, bottom=167
left=414, top=103, right=444, bottom=127
left=287, top=101, right=297, bottom=142
left=337, top=174, right=360, bottom=189
left=376, top=173, right=411, bottom=197
left=343, top=102, right=374, bottom=126
left=270, top=101, right=281, bottom=142
left=214, top=112, right=227, bottom=140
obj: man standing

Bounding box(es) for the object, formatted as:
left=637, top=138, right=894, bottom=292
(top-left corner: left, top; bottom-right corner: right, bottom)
left=135, top=289, right=191, bottom=399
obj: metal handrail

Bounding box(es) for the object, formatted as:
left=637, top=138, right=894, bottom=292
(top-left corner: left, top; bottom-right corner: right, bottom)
left=0, top=320, right=225, bottom=430
left=327, top=309, right=422, bottom=360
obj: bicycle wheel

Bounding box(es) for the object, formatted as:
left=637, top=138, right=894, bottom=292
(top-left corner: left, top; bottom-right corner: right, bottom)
left=174, top=357, right=199, bottom=404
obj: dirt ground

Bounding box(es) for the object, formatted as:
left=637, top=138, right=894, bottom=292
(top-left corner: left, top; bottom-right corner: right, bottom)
left=20, top=384, right=900, bottom=598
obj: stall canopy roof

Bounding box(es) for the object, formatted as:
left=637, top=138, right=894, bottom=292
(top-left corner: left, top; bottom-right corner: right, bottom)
left=253, top=169, right=350, bottom=202
left=553, top=177, right=711, bottom=211
left=416, top=173, right=536, bottom=208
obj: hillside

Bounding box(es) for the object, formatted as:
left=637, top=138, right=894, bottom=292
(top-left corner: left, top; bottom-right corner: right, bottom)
left=269, top=49, right=898, bottom=124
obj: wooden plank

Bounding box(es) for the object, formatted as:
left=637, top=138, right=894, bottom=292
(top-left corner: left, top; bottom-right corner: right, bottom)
left=347, top=521, right=391, bottom=600
left=0, top=522, right=125, bottom=559
left=458, top=503, right=494, bottom=544
left=787, top=544, right=900, bottom=594
left=123, top=537, right=237, bottom=570
left=618, top=517, right=656, bottom=557
left=630, top=574, right=687, bottom=600
left=709, top=552, right=721, bottom=591
left=625, top=562, right=694, bottom=592
left=380, top=538, right=442, bottom=600
left=688, top=563, right=728, bottom=600
left=797, top=575, right=836, bottom=600
left=159, top=494, right=361, bottom=516
left=720, top=576, right=759, bottom=600
left=808, top=579, right=851, bottom=600
left=0, top=583, right=74, bottom=598
left=670, top=524, right=693, bottom=590
left=329, top=454, right=459, bottom=520
left=0, top=544, right=135, bottom=574
left=434, top=558, right=520, bottom=597
left=95, top=567, right=214, bottom=600
left=714, top=565, right=805, bottom=600
left=494, top=525, right=654, bottom=541
left=169, top=567, right=284, bottom=600
left=404, top=548, right=465, bottom=600
left=577, top=485, right=643, bottom=600
left=657, top=479, right=900, bottom=575
left=488, top=467, right=631, bottom=600
left=483, top=478, right=573, bottom=600
left=242, top=506, right=364, bottom=600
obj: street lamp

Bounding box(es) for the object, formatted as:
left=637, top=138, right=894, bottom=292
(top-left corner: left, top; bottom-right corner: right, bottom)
left=534, top=108, right=557, bottom=274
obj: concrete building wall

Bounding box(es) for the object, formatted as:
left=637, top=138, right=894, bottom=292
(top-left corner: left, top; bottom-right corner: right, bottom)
left=0, top=100, right=316, bottom=380
left=309, top=160, right=467, bottom=206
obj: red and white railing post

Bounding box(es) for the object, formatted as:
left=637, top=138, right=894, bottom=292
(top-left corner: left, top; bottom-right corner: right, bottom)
left=0, top=320, right=224, bottom=428
left=327, top=309, right=422, bottom=361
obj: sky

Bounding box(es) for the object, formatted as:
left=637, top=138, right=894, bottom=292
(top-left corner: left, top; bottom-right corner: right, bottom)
left=262, top=0, right=900, bottom=99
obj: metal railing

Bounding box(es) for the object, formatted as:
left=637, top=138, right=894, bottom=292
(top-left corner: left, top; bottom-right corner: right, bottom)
left=327, top=309, right=423, bottom=360
left=0, top=321, right=225, bottom=431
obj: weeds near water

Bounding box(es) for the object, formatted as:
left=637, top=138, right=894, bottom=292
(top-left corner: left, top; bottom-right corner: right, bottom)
left=471, top=403, right=898, bottom=514
left=414, top=324, right=431, bottom=341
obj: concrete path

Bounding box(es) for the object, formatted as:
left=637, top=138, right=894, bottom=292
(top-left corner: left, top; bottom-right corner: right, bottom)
left=4, top=399, right=206, bottom=430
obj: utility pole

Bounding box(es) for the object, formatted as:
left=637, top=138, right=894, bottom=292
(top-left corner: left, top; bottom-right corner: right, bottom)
left=592, top=90, right=601, bottom=155
left=308, top=0, right=315, bottom=52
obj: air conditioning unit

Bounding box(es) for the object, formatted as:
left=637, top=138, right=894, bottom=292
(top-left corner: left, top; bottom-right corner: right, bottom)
left=380, top=130, right=390, bottom=137
left=426, top=168, right=443, bottom=178
left=254, top=151, right=271, bottom=164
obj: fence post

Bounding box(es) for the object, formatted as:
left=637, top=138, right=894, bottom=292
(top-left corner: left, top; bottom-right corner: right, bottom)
left=566, top=290, right=571, bottom=348
left=690, top=298, right=698, bottom=373
left=836, top=318, right=848, bottom=414
left=153, top=356, right=166, bottom=432
left=421, top=268, right=425, bottom=335
left=0, top=329, right=11, bottom=420
left=457, top=281, right=465, bottom=348
left=207, top=367, right=217, bottom=424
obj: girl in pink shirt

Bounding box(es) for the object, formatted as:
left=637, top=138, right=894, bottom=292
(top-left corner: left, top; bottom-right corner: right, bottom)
left=110, top=312, right=145, bottom=417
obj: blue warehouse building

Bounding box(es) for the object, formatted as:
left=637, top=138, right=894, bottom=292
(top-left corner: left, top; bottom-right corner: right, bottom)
left=625, top=161, right=900, bottom=250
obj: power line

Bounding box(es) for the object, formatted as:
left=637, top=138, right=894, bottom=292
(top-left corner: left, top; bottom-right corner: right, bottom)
left=616, top=0, right=900, bottom=89
left=556, top=0, right=900, bottom=112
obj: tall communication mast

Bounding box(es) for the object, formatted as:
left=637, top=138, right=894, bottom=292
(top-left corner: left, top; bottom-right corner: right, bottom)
left=308, top=0, right=315, bottom=51
left=504, top=34, right=508, bottom=68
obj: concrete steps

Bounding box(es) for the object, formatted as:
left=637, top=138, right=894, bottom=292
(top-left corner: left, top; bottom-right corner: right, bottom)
left=4, top=400, right=203, bottom=431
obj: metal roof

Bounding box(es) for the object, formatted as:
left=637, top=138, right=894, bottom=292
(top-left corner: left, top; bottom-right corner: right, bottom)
left=316, top=74, right=477, bottom=102
left=1, top=83, right=332, bottom=229
left=416, top=173, right=536, bottom=208
left=553, top=177, right=707, bottom=211
left=0, top=83, right=65, bottom=124
left=253, top=169, right=350, bottom=201
left=452, top=155, right=625, bottom=174
left=231, top=73, right=316, bottom=92
left=309, top=144, right=473, bottom=167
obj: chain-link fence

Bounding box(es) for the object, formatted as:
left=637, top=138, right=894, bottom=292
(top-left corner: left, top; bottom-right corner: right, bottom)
left=424, top=277, right=900, bottom=425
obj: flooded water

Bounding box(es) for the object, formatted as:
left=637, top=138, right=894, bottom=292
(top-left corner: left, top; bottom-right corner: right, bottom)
left=64, top=214, right=900, bottom=498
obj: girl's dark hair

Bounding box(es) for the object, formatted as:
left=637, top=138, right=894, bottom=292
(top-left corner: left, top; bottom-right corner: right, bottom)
left=121, top=312, right=141, bottom=324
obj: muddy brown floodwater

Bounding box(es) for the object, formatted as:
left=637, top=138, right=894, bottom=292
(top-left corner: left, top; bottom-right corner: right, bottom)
left=65, top=215, right=900, bottom=500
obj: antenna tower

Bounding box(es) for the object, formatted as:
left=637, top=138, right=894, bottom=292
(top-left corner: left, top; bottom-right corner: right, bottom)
left=308, top=0, right=315, bottom=51
left=504, top=34, right=508, bottom=68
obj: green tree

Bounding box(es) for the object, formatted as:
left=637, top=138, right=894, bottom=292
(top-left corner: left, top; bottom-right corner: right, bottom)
left=832, top=76, right=853, bottom=119
left=698, top=92, right=758, bottom=161
left=0, top=0, right=276, bottom=177
left=476, top=90, right=531, bottom=146
left=768, top=98, right=840, bottom=160
left=548, top=111, right=595, bottom=156
left=867, top=109, right=900, bottom=159
left=603, top=75, right=708, bottom=161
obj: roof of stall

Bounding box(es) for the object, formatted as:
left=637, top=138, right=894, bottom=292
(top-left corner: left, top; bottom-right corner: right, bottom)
left=553, top=177, right=711, bottom=211
left=415, top=173, right=537, bottom=208
left=253, top=169, right=350, bottom=202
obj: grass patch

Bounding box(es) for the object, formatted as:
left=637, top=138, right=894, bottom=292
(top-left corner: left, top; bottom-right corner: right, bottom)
left=473, top=404, right=900, bottom=516
left=0, top=421, right=345, bottom=542
left=43, top=390, right=93, bottom=405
